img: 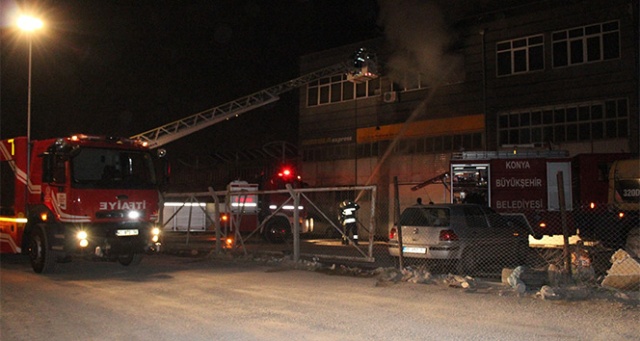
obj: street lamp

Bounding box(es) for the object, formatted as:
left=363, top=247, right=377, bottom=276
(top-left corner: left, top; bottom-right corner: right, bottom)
left=17, top=15, right=43, bottom=204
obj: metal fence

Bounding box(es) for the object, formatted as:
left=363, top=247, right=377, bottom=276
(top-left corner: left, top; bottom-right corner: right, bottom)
left=390, top=201, right=639, bottom=291
left=160, top=185, right=382, bottom=263
left=161, top=189, right=640, bottom=292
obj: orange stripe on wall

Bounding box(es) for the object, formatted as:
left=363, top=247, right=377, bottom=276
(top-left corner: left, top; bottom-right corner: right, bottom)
left=357, top=114, right=484, bottom=143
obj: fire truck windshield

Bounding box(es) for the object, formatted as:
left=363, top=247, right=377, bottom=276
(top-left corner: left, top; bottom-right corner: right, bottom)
left=71, top=147, right=157, bottom=189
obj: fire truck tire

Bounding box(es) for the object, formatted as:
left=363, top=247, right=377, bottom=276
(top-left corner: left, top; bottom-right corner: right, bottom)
left=118, top=253, right=143, bottom=266
left=263, top=217, right=289, bottom=244
left=28, top=226, right=57, bottom=274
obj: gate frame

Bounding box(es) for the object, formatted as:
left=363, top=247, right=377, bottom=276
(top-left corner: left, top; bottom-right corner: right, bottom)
left=160, top=185, right=377, bottom=263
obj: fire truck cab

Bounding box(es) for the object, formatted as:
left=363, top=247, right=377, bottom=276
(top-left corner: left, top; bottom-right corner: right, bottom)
left=1, top=134, right=162, bottom=273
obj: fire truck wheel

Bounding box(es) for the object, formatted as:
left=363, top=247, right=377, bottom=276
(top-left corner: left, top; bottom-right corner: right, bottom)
left=263, top=217, right=290, bottom=244
left=118, top=253, right=143, bottom=266
left=28, top=226, right=57, bottom=274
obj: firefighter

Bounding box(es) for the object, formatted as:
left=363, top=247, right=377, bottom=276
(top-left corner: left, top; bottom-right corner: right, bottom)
left=339, top=200, right=360, bottom=245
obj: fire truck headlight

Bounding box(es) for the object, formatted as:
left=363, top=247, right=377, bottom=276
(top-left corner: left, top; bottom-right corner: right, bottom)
left=77, top=231, right=88, bottom=240
left=77, top=231, right=89, bottom=247
left=151, top=227, right=161, bottom=243
left=127, top=211, right=141, bottom=219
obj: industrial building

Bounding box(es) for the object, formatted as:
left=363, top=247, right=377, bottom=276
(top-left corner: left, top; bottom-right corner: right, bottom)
left=297, top=0, right=639, bottom=230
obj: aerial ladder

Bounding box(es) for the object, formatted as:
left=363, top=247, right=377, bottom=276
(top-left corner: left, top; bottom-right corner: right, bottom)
left=131, top=48, right=378, bottom=148
left=133, top=48, right=378, bottom=247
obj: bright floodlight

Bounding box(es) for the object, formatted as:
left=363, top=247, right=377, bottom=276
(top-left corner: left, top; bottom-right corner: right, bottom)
left=17, top=15, right=43, bottom=31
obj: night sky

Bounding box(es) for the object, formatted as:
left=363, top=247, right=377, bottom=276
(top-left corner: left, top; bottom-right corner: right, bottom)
left=1, top=0, right=381, bottom=159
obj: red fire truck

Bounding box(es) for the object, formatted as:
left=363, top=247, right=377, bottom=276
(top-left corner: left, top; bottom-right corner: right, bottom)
left=445, top=150, right=637, bottom=249
left=223, top=163, right=309, bottom=244
left=1, top=49, right=377, bottom=271
left=0, top=134, right=162, bottom=273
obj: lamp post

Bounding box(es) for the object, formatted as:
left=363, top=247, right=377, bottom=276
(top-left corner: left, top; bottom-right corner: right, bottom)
left=17, top=15, right=43, bottom=207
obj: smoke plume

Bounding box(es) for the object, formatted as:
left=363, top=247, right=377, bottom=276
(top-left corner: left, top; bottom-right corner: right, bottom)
left=377, top=0, right=461, bottom=87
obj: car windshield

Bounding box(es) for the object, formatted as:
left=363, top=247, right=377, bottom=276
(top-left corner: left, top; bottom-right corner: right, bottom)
left=71, top=147, right=157, bottom=189
left=399, top=207, right=450, bottom=227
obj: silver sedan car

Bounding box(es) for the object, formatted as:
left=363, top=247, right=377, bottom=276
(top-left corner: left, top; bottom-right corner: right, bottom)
left=388, top=203, right=530, bottom=274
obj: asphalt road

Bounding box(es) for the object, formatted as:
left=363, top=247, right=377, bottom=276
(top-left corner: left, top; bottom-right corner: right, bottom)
left=1, top=253, right=638, bottom=341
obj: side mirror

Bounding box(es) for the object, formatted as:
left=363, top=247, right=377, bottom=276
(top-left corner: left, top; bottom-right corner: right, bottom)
left=162, top=159, right=171, bottom=185
left=155, top=149, right=170, bottom=187
left=41, top=153, right=53, bottom=183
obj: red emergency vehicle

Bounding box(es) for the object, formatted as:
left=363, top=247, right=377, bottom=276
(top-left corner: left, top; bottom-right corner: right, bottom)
left=223, top=164, right=309, bottom=244
left=446, top=150, right=636, bottom=248
left=0, top=134, right=162, bottom=273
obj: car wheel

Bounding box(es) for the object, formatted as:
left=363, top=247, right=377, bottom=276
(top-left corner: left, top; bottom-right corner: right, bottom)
left=118, top=253, right=143, bottom=266
left=28, top=226, right=57, bottom=274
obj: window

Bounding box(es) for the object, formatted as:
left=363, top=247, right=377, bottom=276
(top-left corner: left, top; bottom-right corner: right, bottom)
left=53, top=157, right=66, bottom=183
left=552, top=21, right=619, bottom=67
left=496, top=35, right=544, bottom=76
left=393, top=73, right=429, bottom=91
left=400, top=207, right=450, bottom=227
left=71, top=148, right=156, bottom=189
left=306, top=74, right=379, bottom=107
left=498, top=98, right=629, bottom=146
left=303, top=132, right=483, bottom=161
left=393, top=133, right=483, bottom=155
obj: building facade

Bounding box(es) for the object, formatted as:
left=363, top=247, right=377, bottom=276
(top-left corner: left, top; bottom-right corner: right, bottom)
left=297, top=0, right=639, bottom=236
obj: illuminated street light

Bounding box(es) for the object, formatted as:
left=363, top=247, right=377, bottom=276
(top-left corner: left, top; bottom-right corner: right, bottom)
left=17, top=14, right=44, bottom=207
left=17, top=15, right=43, bottom=31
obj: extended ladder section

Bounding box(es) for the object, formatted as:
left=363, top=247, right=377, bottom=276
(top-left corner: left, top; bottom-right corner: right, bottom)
left=131, top=56, right=377, bottom=148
